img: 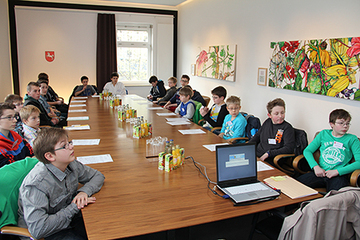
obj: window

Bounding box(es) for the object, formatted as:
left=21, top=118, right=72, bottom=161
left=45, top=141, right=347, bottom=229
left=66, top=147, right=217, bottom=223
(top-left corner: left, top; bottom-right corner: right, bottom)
left=116, top=24, right=152, bottom=82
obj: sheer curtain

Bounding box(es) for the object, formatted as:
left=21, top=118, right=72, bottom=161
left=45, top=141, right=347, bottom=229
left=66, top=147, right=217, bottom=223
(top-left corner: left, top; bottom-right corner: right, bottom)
left=96, top=13, right=117, bottom=93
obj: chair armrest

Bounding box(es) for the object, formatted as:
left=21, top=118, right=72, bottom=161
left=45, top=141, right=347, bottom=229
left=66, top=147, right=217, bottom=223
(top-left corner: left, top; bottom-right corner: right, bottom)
left=292, top=154, right=311, bottom=174
left=273, top=154, right=295, bottom=175
left=198, top=119, right=205, bottom=126
left=210, top=127, right=221, bottom=133
left=1, top=226, right=38, bottom=239
left=349, top=169, right=360, bottom=187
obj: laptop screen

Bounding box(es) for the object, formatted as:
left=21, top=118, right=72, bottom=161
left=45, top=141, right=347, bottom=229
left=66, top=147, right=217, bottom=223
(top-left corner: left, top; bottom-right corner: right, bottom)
left=216, top=143, right=257, bottom=183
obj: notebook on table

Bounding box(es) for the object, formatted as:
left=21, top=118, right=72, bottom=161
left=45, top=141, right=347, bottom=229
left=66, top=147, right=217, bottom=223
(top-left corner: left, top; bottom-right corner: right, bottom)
left=216, top=143, right=280, bottom=204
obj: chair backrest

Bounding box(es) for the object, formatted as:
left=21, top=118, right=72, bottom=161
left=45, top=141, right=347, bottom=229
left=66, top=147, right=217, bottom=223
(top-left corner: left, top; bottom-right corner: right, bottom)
left=191, top=101, right=204, bottom=124
left=240, top=112, right=261, bottom=139
left=202, top=95, right=211, bottom=107
left=293, top=128, right=308, bottom=156
left=0, top=158, right=38, bottom=229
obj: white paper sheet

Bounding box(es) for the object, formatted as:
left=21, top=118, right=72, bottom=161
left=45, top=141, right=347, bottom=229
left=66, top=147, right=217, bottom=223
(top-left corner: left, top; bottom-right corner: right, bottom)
left=73, top=97, right=88, bottom=100
left=71, top=100, right=87, bottom=103
left=64, top=125, right=90, bottom=130
left=133, top=98, right=147, bottom=102
left=91, top=95, right=100, bottom=98
left=76, top=154, right=113, bottom=165
left=165, top=118, right=189, bottom=122
left=69, top=104, right=86, bottom=107
left=257, top=161, right=274, bottom=172
left=69, top=109, right=87, bottom=113
left=178, top=129, right=206, bottom=135
left=67, top=116, right=89, bottom=121
left=167, top=121, right=191, bottom=126
left=72, top=139, right=100, bottom=146
left=147, top=107, right=163, bottom=110
left=138, top=102, right=153, bottom=105
left=157, top=113, right=176, bottom=116
left=203, top=143, right=229, bottom=152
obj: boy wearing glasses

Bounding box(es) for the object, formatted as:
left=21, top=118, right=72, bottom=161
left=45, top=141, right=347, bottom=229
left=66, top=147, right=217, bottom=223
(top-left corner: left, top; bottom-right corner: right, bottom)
left=4, top=94, right=24, bottom=136
left=218, top=96, right=247, bottom=140
left=18, top=128, right=105, bottom=240
left=0, top=103, right=33, bottom=168
left=297, top=109, right=360, bottom=191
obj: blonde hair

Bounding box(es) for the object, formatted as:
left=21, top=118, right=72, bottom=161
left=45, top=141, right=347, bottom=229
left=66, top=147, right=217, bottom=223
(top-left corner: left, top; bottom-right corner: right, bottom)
left=20, top=105, right=40, bottom=121
left=226, top=96, right=241, bottom=106
left=168, top=76, right=177, bottom=84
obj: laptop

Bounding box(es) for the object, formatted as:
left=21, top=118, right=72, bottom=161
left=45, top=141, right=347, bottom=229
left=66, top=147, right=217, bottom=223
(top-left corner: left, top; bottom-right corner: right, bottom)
left=216, top=142, right=280, bottom=204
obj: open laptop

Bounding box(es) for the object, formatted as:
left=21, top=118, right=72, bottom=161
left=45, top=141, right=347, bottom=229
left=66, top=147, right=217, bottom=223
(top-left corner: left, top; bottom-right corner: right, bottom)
left=216, top=142, right=279, bottom=204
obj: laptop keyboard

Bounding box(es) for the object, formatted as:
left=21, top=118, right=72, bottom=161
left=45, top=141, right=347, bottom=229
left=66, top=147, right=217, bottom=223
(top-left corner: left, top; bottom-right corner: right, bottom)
left=226, top=183, right=268, bottom=195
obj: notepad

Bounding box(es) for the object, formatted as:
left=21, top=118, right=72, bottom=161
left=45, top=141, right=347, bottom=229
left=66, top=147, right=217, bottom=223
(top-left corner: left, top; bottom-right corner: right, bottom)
left=263, top=175, right=318, bottom=199
left=64, top=124, right=90, bottom=130
left=77, top=154, right=113, bottom=165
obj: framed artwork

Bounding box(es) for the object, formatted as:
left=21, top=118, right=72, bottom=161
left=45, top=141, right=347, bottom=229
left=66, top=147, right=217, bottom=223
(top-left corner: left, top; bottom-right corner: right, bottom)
left=257, top=68, right=267, bottom=86
left=269, top=37, right=360, bottom=101
left=195, top=45, right=236, bottom=82
left=191, top=64, right=196, bottom=76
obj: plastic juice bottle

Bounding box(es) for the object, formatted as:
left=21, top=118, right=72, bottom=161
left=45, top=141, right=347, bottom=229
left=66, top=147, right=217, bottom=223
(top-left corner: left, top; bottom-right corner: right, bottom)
left=172, top=146, right=177, bottom=168
left=126, top=109, right=130, bottom=119
left=175, top=145, right=181, bottom=167
left=144, top=120, right=149, bottom=136
left=141, top=123, right=145, bottom=138
left=169, top=139, right=174, bottom=150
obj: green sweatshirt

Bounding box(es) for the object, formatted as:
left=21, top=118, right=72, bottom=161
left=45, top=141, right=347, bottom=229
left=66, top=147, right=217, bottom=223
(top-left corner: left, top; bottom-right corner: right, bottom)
left=303, top=129, right=360, bottom=176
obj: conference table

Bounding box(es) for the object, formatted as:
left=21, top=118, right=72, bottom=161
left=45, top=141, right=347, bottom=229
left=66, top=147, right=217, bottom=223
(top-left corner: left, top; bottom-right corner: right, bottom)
left=67, top=95, right=320, bottom=240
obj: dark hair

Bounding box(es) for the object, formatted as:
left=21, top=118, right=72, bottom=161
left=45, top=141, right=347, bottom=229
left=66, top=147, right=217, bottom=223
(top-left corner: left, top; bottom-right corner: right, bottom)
left=38, top=72, right=49, bottom=81
left=81, top=76, right=89, bottom=82
left=149, top=76, right=158, bottom=83
left=33, top=128, right=68, bottom=164
left=4, top=94, right=22, bottom=104
left=329, top=109, right=351, bottom=124
left=179, top=86, right=193, bottom=97
left=27, top=82, right=40, bottom=92
left=111, top=72, right=119, bottom=78
left=181, top=74, right=190, bottom=81
left=37, top=79, right=49, bottom=85
left=266, top=98, right=285, bottom=114
left=0, top=102, right=15, bottom=117
left=211, top=86, right=227, bottom=99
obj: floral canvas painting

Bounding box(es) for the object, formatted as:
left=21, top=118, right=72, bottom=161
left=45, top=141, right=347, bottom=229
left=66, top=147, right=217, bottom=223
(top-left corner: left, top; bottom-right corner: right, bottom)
left=269, top=37, right=360, bottom=101
left=195, top=45, right=236, bottom=82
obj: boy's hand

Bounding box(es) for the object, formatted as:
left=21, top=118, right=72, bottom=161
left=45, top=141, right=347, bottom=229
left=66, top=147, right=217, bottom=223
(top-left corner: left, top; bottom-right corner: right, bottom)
left=259, top=152, right=269, bottom=161
left=199, top=107, right=209, bottom=117
left=72, top=192, right=97, bottom=209
left=313, top=165, right=326, bottom=177
left=325, top=169, right=339, bottom=179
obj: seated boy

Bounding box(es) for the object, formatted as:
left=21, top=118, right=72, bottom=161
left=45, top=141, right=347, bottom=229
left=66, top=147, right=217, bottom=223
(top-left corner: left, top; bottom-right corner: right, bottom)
left=103, top=72, right=126, bottom=96
left=0, top=103, right=33, bottom=168
left=20, top=105, right=40, bottom=148
left=200, top=86, right=229, bottom=132
left=38, top=79, right=67, bottom=119
left=218, top=96, right=247, bottom=140
left=248, top=98, right=295, bottom=165
left=174, top=86, right=196, bottom=119
left=4, top=94, right=24, bottom=136
left=147, top=75, right=166, bottom=101
left=153, top=76, right=178, bottom=105
left=297, top=109, right=360, bottom=191
left=17, top=128, right=105, bottom=240
left=74, top=76, right=97, bottom=96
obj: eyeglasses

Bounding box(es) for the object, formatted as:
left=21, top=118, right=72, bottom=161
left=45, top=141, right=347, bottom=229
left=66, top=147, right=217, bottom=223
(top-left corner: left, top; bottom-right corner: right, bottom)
left=180, top=79, right=189, bottom=82
left=14, top=102, right=24, bottom=107
left=335, top=121, right=351, bottom=127
left=0, top=116, right=16, bottom=121
left=228, top=107, right=240, bottom=111
left=54, top=141, right=73, bottom=151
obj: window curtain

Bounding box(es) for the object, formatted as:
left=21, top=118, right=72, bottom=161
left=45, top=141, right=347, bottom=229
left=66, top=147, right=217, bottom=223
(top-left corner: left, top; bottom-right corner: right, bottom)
left=96, top=13, right=117, bottom=93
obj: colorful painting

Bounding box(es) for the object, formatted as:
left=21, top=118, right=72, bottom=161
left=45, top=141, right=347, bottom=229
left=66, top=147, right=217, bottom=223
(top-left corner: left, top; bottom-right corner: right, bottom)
left=269, top=37, right=360, bottom=101
left=195, top=45, right=236, bottom=82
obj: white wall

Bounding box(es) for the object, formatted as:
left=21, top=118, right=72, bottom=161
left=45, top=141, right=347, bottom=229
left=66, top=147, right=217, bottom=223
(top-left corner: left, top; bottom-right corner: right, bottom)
left=178, top=0, right=360, bottom=140
left=15, top=6, right=173, bottom=102
left=0, top=0, right=13, bottom=100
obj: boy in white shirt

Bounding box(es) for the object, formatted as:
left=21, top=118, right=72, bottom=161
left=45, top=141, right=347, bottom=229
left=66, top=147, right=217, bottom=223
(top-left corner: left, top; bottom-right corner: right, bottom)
left=103, top=72, right=126, bottom=96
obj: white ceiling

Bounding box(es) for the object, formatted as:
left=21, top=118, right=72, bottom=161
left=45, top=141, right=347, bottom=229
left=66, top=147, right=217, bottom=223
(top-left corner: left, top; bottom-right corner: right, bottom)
left=105, top=0, right=188, bottom=6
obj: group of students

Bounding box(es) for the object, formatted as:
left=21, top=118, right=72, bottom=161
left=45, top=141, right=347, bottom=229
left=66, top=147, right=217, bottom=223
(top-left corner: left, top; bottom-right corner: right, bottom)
left=1, top=71, right=360, bottom=240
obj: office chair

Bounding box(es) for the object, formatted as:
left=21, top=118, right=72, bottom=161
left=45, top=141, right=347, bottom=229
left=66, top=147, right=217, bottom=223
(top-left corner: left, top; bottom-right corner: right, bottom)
left=0, top=158, right=43, bottom=240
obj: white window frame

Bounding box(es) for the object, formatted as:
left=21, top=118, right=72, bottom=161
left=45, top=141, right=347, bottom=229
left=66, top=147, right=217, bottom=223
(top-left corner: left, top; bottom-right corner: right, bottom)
left=116, top=24, right=153, bottom=86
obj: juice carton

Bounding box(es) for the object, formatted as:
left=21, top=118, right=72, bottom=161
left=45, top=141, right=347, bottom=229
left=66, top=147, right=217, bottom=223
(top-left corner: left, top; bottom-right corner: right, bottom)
left=165, top=154, right=173, bottom=172
left=180, top=148, right=185, bottom=165
left=158, top=152, right=166, bottom=170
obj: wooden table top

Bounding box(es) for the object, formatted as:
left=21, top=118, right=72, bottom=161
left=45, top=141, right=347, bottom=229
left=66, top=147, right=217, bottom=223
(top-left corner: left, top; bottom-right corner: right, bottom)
left=67, top=95, right=320, bottom=240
